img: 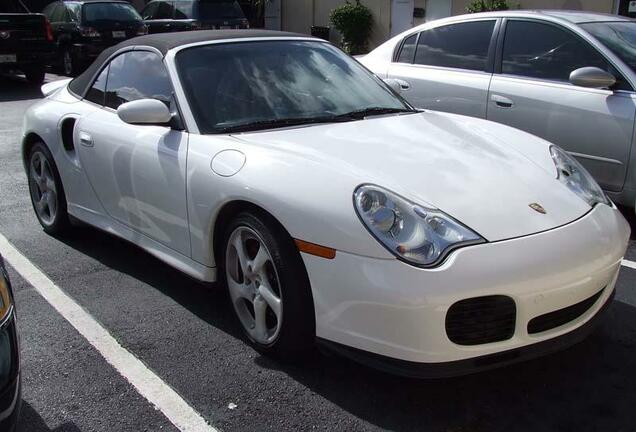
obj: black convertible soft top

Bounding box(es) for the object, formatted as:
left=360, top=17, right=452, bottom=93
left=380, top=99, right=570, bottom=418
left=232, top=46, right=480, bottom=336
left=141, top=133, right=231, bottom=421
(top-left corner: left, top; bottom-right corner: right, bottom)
left=68, top=29, right=310, bottom=97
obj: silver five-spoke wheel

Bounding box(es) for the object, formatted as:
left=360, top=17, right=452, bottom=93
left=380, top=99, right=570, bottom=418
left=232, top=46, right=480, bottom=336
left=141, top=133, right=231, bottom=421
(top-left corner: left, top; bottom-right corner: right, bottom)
left=29, top=151, right=58, bottom=226
left=226, top=226, right=283, bottom=345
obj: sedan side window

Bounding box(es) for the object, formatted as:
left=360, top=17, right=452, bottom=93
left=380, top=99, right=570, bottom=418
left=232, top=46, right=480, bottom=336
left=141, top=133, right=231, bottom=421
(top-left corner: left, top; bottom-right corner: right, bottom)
left=502, top=20, right=618, bottom=84
left=414, top=20, right=495, bottom=72
left=155, top=1, right=175, bottom=19
left=396, top=33, right=417, bottom=63
left=105, top=51, right=173, bottom=110
left=141, top=2, right=158, bottom=20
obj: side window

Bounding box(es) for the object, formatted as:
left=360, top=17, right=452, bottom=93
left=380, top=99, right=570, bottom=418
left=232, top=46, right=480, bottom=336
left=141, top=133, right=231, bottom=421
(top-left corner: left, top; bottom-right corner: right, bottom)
left=41, top=3, right=57, bottom=19
left=85, top=66, right=109, bottom=105
left=396, top=33, right=417, bottom=63
left=502, top=21, right=614, bottom=83
left=414, top=20, right=495, bottom=72
left=49, top=4, right=65, bottom=22
left=141, top=2, right=158, bottom=20
left=105, top=51, right=173, bottom=110
left=155, top=1, right=175, bottom=19
left=67, top=3, right=81, bottom=22
left=174, top=1, right=194, bottom=19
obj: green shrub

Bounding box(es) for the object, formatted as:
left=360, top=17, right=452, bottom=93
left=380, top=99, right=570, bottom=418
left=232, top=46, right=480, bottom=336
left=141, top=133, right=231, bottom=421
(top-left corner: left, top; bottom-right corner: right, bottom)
left=329, top=1, right=373, bottom=55
left=466, top=0, right=509, bottom=12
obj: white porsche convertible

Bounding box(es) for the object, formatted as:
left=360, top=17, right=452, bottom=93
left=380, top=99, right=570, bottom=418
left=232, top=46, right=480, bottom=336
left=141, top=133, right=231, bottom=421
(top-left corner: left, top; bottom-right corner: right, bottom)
left=22, top=30, right=630, bottom=377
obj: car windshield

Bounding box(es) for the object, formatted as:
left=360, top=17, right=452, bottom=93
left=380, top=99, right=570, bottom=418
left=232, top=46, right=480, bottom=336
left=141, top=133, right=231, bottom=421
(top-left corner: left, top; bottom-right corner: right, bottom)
left=176, top=41, right=414, bottom=134
left=0, top=0, right=28, bottom=13
left=196, top=1, right=244, bottom=20
left=581, top=22, right=636, bottom=73
left=82, top=2, right=142, bottom=23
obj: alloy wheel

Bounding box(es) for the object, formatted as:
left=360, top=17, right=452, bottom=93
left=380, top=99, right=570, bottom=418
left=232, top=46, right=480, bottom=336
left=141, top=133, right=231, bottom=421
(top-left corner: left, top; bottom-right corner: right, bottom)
left=225, top=226, right=283, bottom=345
left=29, top=151, right=58, bottom=226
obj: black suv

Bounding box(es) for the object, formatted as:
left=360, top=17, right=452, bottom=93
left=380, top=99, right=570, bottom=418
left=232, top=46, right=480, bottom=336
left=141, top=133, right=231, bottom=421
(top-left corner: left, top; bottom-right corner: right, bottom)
left=42, top=0, right=147, bottom=75
left=140, top=0, right=248, bottom=34
left=0, top=0, right=54, bottom=85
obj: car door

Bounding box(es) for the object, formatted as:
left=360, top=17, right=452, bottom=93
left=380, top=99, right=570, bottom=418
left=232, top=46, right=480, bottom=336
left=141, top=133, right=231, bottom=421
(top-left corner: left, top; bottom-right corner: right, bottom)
left=387, top=19, right=498, bottom=118
left=76, top=50, right=191, bottom=256
left=487, top=19, right=636, bottom=192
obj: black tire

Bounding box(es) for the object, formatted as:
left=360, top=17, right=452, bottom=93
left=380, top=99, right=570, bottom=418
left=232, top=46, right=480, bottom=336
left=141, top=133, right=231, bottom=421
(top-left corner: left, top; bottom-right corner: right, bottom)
left=27, top=142, right=71, bottom=234
left=23, top=65, right=46, bottom=86
left=220, top=211, right=315, bottom=358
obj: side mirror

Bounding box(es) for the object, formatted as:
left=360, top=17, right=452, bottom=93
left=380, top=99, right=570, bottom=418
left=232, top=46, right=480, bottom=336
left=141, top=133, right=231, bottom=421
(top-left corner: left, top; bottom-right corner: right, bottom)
left=117, top=99, right=172, bottom=126
left=569, top=67, right=616, bottom=89
left=383, top=78, right=411, bottom=93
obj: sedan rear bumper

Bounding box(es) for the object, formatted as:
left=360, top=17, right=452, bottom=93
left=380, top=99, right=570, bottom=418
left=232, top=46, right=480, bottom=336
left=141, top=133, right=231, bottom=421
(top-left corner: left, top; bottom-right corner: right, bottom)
left=304, top=203, right=630, bottom=368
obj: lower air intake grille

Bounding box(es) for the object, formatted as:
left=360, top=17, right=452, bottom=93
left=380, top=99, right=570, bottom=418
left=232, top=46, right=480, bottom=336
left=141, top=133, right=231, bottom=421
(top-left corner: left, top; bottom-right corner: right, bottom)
left=528, top=288, right=604, bottom=334
left=446, top=295, right=516, bottom=346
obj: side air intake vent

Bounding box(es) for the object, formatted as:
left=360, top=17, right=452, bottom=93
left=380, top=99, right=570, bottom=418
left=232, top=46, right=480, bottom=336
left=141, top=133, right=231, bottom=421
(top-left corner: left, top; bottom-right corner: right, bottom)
left=446, top=295, right=516, bottom=346
left=61, top=118, right=76, bottom=152
left=528, top=289, right=604, bottom=334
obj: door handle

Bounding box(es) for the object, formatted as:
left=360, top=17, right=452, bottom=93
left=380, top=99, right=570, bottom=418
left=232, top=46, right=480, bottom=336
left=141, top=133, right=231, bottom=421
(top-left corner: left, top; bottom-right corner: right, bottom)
left=395, top=79, right=410, bottom=90
left=491, top=94, right=514, bottom=108
left=79, top=131, right=93, bottom=147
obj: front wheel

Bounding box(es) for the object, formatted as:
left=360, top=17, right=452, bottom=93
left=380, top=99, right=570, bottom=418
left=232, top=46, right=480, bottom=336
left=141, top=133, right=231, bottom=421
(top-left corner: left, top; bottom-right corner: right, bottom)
left=27, top=142, right=70, bottom=234
left=222, top=212, right=315, bottom=358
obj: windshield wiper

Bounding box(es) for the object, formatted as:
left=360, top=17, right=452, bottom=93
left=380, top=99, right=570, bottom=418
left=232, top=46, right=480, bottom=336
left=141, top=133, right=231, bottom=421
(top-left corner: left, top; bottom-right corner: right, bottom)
left=215, top=107, right=416, bottom=134
left=215, top=115, right=351, bottom=133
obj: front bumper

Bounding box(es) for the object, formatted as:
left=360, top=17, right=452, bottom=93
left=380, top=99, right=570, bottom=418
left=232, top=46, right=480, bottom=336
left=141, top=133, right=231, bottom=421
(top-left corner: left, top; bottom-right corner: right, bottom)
left=303, top=203, right=630, bottom=370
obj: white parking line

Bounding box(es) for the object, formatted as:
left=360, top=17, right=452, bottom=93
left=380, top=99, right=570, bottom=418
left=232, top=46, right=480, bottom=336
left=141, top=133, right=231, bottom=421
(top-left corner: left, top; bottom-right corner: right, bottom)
left=0, top=233, right=217, bottom=432
left=622, top=259, right=636, bottom=270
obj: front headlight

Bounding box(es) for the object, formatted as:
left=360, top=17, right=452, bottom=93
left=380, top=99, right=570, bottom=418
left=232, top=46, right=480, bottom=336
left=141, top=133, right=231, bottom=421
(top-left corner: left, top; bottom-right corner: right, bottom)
left=354, top=185, right=485, bottom=267
left=0, top=269, right=12, bottom=323
left=550, top=146, right=610, bottom=207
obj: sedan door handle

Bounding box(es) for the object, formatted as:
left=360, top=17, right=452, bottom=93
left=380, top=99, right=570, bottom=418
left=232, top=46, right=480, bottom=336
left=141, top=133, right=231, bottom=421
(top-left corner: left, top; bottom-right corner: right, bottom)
left=79, top=131, right=93, bottom=147
left=491, top=94, right=514, bottom=108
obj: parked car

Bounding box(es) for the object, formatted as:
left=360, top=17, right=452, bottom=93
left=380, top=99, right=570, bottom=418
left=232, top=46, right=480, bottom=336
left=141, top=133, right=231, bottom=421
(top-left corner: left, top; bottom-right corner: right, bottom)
left=42, top=0, right=147, bottom=76
left=0, top=255, right=20, bottom=432
left=360, top=11, right=636, bottom=209
left=140, top=0, right=248, bottom=34
left=0, top=0, right=54, bottom=85
left=22, top=30, right=629, bottom=377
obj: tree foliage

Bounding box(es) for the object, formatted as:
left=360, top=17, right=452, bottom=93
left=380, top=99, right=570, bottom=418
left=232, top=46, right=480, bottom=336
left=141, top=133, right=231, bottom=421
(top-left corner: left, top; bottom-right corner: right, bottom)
left=466, top=0, right=509, bottom=13
left=329, top=1, right=373, bottom=55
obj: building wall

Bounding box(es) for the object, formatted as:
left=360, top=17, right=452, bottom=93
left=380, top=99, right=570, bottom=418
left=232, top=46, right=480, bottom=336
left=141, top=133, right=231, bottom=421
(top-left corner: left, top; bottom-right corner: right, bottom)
left=451, top=0, right=616, bottom=16
left=281, top=0, right=619, bottom=51
left=282, top=0, right=391, bottom=49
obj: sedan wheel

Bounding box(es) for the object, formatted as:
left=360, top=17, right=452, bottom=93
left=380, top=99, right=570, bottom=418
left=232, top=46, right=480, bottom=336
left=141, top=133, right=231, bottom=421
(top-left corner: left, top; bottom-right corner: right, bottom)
left=27, top=143, right=70, bottom=234
left=222, top=211, right=315, bottom=358
left=226, top=226, right=283, bottom=345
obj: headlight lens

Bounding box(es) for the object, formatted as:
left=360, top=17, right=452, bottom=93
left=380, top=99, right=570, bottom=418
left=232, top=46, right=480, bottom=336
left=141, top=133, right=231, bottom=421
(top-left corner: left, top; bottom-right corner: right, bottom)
left=354, top=185, right=485, bottom=267
left=0, top=270, right=12, bottom=323
left=550, top=146, right=609, bottom=207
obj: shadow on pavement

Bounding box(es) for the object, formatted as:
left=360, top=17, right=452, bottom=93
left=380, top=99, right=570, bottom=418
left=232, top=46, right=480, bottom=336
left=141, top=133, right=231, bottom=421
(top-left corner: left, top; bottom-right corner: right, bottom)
left=52, top=224, right=636, bottom=432
left=17, top=401, right=81, bottom=432
left=0, top=75, right=43, bottom=103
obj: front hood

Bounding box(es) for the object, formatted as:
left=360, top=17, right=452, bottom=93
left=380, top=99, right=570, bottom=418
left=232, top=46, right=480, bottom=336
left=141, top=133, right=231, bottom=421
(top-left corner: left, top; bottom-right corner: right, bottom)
left=235, top=111, right=591, bottom=242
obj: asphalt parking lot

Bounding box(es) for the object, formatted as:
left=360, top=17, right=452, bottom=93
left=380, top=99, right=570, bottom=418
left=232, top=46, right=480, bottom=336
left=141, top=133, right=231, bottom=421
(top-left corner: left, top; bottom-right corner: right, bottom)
left=1, top=73, right=636, bottom=432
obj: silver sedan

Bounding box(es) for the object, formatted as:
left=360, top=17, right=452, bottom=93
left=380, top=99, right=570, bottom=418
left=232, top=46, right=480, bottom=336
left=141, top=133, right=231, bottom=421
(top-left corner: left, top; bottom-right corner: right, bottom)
left=360, top=10, right=636, bottom=208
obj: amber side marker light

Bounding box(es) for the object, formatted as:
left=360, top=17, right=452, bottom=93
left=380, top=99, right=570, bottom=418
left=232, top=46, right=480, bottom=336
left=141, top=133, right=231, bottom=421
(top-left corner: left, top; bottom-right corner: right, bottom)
left=295, top=239, right=336, bottom=259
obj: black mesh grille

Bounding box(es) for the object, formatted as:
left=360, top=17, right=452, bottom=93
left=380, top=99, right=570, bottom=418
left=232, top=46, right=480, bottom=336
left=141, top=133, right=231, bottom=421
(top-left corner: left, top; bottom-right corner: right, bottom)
left=446, top=296, right=516, bottom=346
left=528, top=288, right=604, bottom=334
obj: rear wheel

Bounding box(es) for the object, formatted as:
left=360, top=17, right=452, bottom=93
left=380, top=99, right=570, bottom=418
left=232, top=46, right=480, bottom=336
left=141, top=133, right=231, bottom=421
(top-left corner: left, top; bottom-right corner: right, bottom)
left=222, top=211, right=315, bottom=358
left=27, top=142, right=70, bottom=234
